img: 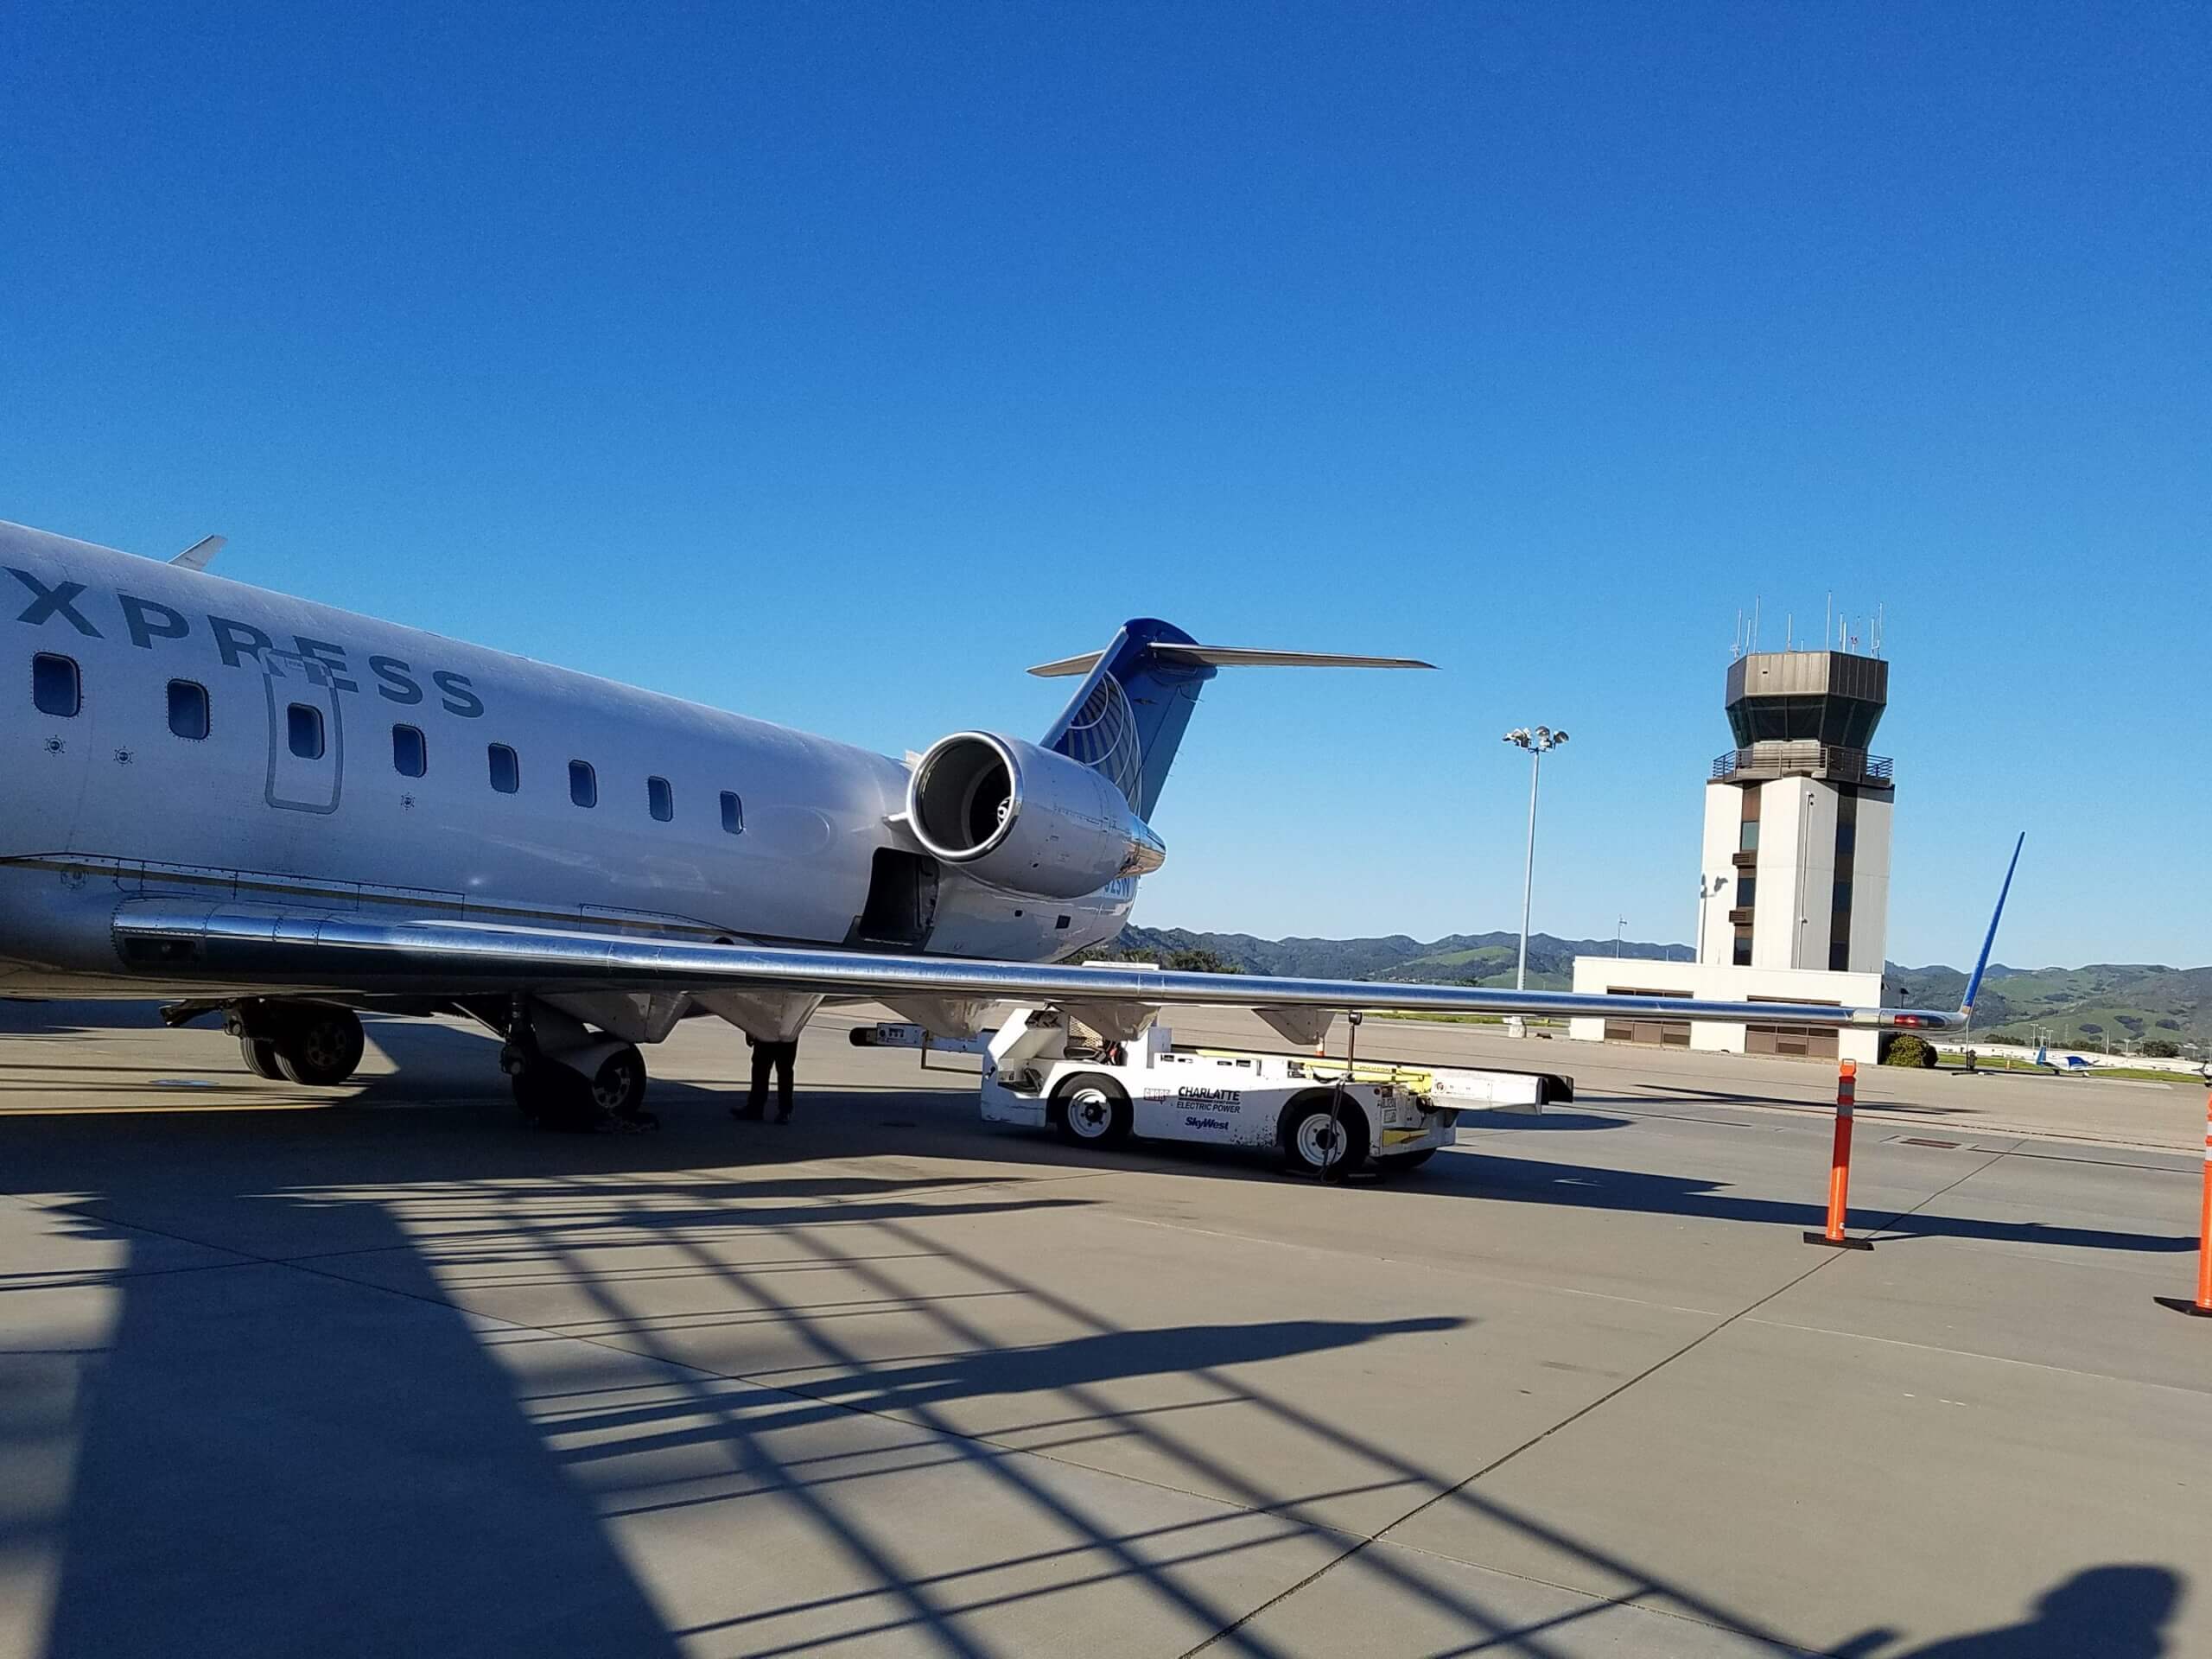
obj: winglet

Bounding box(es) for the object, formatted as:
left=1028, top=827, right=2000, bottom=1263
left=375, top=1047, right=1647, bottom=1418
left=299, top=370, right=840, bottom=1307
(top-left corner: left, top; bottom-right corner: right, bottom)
left=1961, top=832, right=2024, bottom=1016
left=171, top=535, right=225, bottom=572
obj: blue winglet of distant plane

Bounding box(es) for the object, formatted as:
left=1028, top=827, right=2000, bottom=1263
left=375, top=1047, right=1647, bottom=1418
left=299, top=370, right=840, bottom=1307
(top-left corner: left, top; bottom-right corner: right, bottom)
left=1961, top=832, right=2025, bottom=1018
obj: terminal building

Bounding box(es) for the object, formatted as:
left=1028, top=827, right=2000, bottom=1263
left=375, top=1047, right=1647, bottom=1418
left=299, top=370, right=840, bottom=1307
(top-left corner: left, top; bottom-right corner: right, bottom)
left=1568, top=649, right=1895, bottom=1064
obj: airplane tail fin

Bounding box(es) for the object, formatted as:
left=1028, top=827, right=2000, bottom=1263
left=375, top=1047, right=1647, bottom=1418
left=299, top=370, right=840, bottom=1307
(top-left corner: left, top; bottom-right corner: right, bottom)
left=1030, top=620, right=1432, bottom=820
left=1961, top=831, right=2025, bottom=1020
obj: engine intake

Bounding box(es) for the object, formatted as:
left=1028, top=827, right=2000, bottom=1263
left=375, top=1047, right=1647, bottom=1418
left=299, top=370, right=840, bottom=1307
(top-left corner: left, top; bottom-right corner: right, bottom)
left=906, top=732, right=1166, bottom=899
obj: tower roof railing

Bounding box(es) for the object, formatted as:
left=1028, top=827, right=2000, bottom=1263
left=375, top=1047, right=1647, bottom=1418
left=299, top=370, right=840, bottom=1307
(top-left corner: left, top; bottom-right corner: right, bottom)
left=1710, top=745, right=1893, bottom=786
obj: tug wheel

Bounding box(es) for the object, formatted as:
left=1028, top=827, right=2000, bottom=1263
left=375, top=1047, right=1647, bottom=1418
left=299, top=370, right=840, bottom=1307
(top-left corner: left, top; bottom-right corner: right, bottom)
left=1281, top=1090, right=1369, bottom=1176
left=1052, top=1073, right=1131, bottom=1148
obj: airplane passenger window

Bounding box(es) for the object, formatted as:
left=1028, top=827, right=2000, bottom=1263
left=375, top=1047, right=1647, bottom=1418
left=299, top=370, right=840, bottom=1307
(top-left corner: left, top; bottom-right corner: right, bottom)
left=287, top=703, right=325, bottom=760
left=31, top=653, right=79, bottom=718
left=167, top=680, right=209, bottom=741
left=720, top=790, right=744, bottom=835
left=392, top=724, right=426, bottom=778
left=487, top=743, right=519, bottom=793
left=647, top=775, right=673, bottom=822
left=569, top=760, right=597, bottom=808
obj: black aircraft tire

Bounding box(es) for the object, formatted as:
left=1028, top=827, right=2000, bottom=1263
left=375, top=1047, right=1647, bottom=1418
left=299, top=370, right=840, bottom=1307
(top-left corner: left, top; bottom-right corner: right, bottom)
left=272, top=1006, right=365, bottom=1087
left=1052, top=1073, right=1131, bottom=1148
left=586, top=1045, right=653, bottom=1127
left=512, top=1061, right=594, bottom=1132
left=238, top=1034, right=284, bottom=1080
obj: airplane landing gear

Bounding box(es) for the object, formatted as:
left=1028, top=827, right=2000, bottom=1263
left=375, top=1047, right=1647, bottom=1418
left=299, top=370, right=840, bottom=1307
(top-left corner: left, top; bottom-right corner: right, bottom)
left=509, top=1046, right=654, bottom=1132
left=499, top=997, right=655, bottom=1133
left=239, top=1035, right=283, bottom=1080
left=582, top=1044, right=651, bottom=1123
left=228, top=1001, right=365, bottom=1086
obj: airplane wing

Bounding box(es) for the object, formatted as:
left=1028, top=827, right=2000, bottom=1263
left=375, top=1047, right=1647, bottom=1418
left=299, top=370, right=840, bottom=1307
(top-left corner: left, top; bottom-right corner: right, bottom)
left=111, top=901, right=1961, bottom=1038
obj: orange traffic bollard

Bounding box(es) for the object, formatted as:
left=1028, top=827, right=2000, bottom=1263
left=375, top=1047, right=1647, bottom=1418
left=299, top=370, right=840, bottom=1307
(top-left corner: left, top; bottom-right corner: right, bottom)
left=1804, top=1058, right=1873, bottom=1250
left=2156, top=1091, right=2212, bottom=1319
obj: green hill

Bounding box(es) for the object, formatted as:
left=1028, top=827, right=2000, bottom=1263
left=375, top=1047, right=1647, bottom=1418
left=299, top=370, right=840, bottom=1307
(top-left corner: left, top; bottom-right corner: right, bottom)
left=1106, top=926, right=1695, bottom=995
left=1109, top=926, right=2212, bottom=1052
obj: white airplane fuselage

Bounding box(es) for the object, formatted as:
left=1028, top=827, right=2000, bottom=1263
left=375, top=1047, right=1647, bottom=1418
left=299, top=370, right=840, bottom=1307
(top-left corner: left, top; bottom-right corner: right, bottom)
left=0, top=523, right=1133, bottom=996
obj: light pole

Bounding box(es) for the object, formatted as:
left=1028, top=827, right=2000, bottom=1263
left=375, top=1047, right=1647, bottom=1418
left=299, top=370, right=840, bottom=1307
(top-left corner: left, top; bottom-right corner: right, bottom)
left=1501, top=726, right=1568, bottom=997
left=1614, top=916, right=1625, bottom=958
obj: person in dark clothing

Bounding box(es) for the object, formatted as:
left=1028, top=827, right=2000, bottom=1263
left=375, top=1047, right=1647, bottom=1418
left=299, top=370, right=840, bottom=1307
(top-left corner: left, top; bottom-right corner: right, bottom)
left=733, top=1035, right=798, bottom=1123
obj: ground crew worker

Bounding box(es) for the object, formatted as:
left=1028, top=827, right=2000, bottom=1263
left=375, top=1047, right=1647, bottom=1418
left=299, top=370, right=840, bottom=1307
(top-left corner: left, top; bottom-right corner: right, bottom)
left=734, top=1034, right=799, bottom=1123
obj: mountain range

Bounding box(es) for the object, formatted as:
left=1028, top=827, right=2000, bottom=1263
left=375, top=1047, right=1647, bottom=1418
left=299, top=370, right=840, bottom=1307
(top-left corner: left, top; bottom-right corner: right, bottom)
left=1109, top=925, right=2212, bottom=1051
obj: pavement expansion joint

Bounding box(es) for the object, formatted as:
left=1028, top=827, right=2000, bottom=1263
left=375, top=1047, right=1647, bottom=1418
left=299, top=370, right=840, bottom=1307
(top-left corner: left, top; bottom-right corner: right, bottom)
left=1738, top=1314, right=2212, bottom=1397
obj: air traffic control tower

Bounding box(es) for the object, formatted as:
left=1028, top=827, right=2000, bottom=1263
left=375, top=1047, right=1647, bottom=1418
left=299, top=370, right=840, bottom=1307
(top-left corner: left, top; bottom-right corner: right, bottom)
left=1569, top=648, right=1897, bottom=1063
left=1700, top=650, right=1893, bottom=976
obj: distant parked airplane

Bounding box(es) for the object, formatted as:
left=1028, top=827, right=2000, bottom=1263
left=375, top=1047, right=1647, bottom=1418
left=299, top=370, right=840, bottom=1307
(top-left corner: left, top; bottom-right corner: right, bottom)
left=2033, top=1046, right=2094, bottom=1076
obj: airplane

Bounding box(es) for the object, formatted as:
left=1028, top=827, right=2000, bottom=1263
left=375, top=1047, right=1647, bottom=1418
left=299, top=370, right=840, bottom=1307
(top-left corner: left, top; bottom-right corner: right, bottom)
left=0, top=518, right=1968, bottom=1133
left=2032, top=1046, right=2095, bottom=1077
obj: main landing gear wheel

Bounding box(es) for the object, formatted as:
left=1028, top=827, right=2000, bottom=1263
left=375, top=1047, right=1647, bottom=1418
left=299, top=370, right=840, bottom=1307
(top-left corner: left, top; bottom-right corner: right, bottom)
left=511, top=1060, right=585, bottom=1131
left=271, top=1006, right=365, bottom=1086
left=1281, top=1091, right=1369, bottom=1178
left=512, top=1046, right=655, bottom=1133
left=584, top=1045, right=654, bottom=1129
left=238, top=1034, right=283, bottom=1080
left=1052, top=1072, right=1131, bottom=1148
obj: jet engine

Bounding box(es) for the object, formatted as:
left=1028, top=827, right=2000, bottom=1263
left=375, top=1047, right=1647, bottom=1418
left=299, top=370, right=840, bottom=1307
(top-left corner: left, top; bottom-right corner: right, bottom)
left=906, top=732, right=1166, bottom=899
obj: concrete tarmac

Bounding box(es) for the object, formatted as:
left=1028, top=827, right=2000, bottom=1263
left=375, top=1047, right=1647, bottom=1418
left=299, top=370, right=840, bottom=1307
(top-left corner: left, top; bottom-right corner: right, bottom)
left=1, top=1001, right=2206, bottom=1657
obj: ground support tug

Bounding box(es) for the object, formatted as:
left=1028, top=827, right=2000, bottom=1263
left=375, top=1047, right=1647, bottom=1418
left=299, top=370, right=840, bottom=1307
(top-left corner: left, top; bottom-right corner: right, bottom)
left=851, top=1006, right=1573, bottom=1175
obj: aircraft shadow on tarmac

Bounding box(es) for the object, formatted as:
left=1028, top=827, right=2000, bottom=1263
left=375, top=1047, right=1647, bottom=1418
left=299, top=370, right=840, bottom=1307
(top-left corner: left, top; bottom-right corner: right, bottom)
left=0, top=1072, right=2196, bottom=1656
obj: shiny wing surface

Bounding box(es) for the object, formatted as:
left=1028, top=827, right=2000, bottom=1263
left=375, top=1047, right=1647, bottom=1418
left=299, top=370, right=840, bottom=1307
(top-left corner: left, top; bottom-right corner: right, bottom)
left=111, top=902, right=1961, bottom=1032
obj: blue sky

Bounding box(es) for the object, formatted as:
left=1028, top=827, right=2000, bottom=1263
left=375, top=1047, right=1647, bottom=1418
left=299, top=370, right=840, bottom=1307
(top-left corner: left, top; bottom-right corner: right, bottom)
left=4, top=3, right=2206, bottom=968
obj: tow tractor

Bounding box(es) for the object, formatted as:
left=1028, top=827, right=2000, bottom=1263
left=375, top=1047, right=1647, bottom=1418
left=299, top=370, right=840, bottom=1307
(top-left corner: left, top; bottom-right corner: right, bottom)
left=850, top=1007, right=1572, bottom=1176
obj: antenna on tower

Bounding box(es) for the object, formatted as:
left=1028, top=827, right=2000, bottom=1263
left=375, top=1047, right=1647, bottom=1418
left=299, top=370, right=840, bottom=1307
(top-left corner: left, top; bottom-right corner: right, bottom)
left=1751, top=597, right=1761, bottom=653
left=1826, top=591, right=1833, bottom=653
left=1873, top=603, right=1885, bottom=657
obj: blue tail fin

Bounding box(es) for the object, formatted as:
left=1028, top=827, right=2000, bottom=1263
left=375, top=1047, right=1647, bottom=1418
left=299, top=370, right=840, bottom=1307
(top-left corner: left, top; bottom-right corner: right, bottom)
left=1035, top=620, right=1214, bottom=821
left=1961, top=832, right=2024, bottom=1017
left=1030, top=620, right=1433, bottom=820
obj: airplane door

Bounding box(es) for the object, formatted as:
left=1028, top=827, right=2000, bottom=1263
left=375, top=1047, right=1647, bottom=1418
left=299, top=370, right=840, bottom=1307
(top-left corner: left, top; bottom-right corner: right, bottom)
left=263, top=650, right=345, bottom=814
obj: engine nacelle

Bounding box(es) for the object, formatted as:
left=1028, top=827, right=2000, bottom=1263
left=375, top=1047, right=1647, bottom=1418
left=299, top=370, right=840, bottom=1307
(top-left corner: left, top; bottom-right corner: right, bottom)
left=906, top=732, right=1166, bottom=900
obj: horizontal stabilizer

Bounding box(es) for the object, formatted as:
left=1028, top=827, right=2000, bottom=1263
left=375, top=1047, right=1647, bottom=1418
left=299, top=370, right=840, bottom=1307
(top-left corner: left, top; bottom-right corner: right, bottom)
left=170, top=535, right=225, bottom=571
left=1030, top=645, right=1433, bottom=678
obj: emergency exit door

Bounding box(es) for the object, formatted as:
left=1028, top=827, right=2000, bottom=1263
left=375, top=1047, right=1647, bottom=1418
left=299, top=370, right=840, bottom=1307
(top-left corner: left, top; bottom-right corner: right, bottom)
left=263, top=650, right=344, bottom=813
